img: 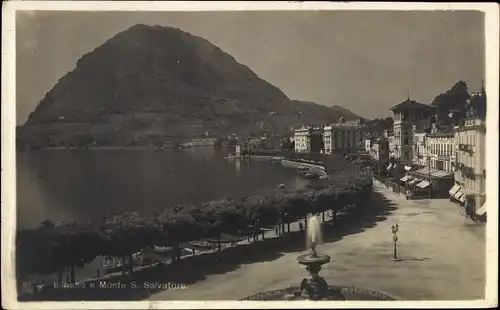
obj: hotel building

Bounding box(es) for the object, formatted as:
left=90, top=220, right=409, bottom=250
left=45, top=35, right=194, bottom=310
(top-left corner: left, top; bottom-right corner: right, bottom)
left=390, top=98, right=435, bottom=165
left=426, top=127, right=455, bottom=173
left=323, top=119, right=364, bottom=154
left=450, top=88, right=487, bottom=218
left=294, top=125, right=323, bottom=153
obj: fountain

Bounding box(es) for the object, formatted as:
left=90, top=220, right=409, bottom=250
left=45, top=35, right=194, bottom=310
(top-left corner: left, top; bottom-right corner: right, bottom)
left=291, top=216, right=337, bottom=300
left=241, top=215, right=397, bottom=301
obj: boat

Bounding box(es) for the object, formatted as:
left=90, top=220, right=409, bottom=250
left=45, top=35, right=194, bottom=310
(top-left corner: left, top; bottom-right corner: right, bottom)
left=103, top=252, right=143, bottom=273
left=296, top=166, right=309, bottom=172
left=189, top=240, right=214, bottom=250
left=270, top=156, right=283, bottom=163
left=305, top=173, right=320, bottom=179
left=153, top=246, right=172, bottom=253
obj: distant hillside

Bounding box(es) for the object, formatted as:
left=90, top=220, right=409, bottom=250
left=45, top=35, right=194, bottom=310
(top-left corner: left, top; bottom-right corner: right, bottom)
left=19, top=24, right=362, bottom=148
left=290, top=100, right=361, bottom=125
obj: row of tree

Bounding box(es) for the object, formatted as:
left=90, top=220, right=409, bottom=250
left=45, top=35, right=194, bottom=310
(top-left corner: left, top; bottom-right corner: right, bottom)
left=17, top=165, right=372, bottom=285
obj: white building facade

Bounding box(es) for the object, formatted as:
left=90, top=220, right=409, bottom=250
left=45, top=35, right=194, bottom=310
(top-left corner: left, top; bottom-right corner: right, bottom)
left=294, top=125, right=323, bottom=153
left=323, top=123, right=364, bottom=154
left=294, top=126, right=311, bottom=153
left=390, top=99, right=435, bottom=165
left=451, top=89, right=486, bottom=218
left=426, top=131, right=455, bottom=173
left=412, top=131, right=427, bottom=167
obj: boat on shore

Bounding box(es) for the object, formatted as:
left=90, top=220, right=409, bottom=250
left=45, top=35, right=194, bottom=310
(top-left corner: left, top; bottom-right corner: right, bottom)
left=296, top=166, right=309, bottom=172
left=270, top=156, right=283, bottom=163
left=103, top=252, right=143, bottom=273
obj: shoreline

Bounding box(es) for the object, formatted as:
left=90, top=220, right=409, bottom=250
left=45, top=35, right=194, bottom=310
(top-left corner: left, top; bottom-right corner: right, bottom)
left=281, top=159, right=325, bottom=170
left=20, top=146, right=219, bottom=152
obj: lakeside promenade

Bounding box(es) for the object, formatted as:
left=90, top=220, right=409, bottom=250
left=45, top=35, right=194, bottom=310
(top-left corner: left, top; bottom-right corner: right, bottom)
left=150, top=183, right=485, bottom=301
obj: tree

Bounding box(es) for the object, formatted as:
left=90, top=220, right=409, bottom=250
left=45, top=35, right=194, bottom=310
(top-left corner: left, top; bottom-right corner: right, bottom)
left=432, top=81, right=470, bottom=126
left=99, top=212, right=162, bottom=274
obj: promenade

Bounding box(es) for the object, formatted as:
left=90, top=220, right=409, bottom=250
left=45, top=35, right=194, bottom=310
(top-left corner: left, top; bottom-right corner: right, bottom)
left=150, top=183, right=486, bottom=301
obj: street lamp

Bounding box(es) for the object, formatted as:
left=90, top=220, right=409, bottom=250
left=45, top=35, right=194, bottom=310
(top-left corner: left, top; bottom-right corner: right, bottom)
left=391, top=223, right=399, bottom=261
left=427, top=147, right=431, bottom=199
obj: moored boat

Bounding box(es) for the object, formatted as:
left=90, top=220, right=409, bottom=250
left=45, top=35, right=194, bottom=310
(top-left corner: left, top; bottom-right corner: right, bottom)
left=103, top=251, right=143, bottom=273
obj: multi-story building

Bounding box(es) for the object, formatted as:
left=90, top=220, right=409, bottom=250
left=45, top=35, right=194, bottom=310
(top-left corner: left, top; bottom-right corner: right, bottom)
left=237, top=137, right=261, bottom=154
left=426, top=129, right=455, bottom=173
left=259, top=136, right=282, bottom=150
left=383, top=129, right=396, bottom=159
left=367, top=138, right=390, bottom=175
left=323, top=120, right=364, bottom=154
left=294, top=125, right=323, bottom=153
left=191, top=137, right=218, bottom=147
left=412, top=129, right=428, bottom=167
left=451, top=88, right=487, bottom=218
left=367, top=138, right=389, bottom=162
left=390, top=98, right=435, bottom=165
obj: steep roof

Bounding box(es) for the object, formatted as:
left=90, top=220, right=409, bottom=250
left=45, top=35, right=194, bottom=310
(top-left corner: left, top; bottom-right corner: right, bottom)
left=390, top=98, right=434, bottom=111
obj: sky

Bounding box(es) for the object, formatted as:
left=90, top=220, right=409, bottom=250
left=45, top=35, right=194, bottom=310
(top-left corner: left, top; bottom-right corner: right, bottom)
left=16, top=10, right=485, bottom=124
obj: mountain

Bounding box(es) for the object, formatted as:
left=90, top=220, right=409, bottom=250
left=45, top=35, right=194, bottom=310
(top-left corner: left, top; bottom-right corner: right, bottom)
left=19, top=24, right=361, bottom=147
left=290, top=101, right=361, bottom=125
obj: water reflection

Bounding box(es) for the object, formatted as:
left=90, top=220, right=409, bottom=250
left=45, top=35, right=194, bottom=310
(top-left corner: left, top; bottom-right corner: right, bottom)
left=17, top=149, right=307, bottom=229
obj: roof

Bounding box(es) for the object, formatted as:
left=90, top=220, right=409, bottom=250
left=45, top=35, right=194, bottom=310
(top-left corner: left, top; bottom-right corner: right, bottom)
left=408, top=167, right=453, bottom=179
left=390, top=98, right=434, bottom=111
left=427, top=131, right=454, bottom=137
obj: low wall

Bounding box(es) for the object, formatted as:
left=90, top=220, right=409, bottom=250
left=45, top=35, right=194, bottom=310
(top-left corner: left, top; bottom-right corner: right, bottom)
left=281, top=160, right=325, bottom=171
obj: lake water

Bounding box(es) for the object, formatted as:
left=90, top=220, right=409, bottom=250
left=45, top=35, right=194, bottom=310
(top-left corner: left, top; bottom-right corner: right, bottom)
left=17, top=148, right=310, bottom=229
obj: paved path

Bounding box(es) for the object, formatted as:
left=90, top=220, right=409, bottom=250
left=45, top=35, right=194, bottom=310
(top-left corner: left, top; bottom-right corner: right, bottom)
left=150, top=184, right=485, bottom=301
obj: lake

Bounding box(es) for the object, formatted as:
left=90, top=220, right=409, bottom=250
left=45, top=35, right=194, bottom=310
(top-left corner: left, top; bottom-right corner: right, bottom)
left=16, top=148, right=310, bottom=229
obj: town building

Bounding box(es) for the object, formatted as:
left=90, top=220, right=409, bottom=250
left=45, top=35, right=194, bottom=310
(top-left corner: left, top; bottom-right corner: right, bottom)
left=426, top=128, right=455, bottom=173
left=191, top=137, right=218, bottom=147
left=370, top=138, right=389, bottom=162
left=259, top=136, right=283, bottom=151
left=412, top=129, right=428, bottom=168
left=450, top=88, right=487, bottom=218
left=236, top=137, right=262, bottom=154
left=366, top=138, right=390, bottom=175
left=323, top=119, right=364, bottom=154
left=390, top=98, right=435, bottom=165
left=294, top=125, right=323, bottom=153
left=364, top=134, right=375, bottom=151
left=383, top=129, right=396, bottom=159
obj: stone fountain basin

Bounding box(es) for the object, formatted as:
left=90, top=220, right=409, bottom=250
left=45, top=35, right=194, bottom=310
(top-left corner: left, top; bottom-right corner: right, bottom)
left=240, top=285, right=397, bottom=301
left=297, top=253, right=331, bottom=265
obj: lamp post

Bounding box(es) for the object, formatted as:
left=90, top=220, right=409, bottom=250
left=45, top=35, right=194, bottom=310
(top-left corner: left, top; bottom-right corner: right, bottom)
left=427, top=148, right=431, bottom=199
left=391, top=223, right=399, bottom=261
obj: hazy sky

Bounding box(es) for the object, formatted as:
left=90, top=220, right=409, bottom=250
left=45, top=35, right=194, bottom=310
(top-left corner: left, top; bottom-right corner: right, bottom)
left=16, top=10, right=485, bottom=124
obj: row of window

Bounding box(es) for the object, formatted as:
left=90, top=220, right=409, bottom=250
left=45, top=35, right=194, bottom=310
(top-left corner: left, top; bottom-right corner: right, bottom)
left=456, top=132, right=477, bottom=145
left=429, top=143, right=454, bottom=156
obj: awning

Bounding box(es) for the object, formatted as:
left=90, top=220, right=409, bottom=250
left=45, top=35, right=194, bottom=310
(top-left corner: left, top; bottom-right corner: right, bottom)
left=400, top=175, right=409, bottom=182
left=416, top=180, right=431, bottom=188
left=449, top=184, right=462, bottom=196
left=453, top=191, right=464, bottom=200
left=409, top=178, right=421, bottom=185
left=409, top=167, right=453, bottom=179
left=476, top=203, right=486, bottom=216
